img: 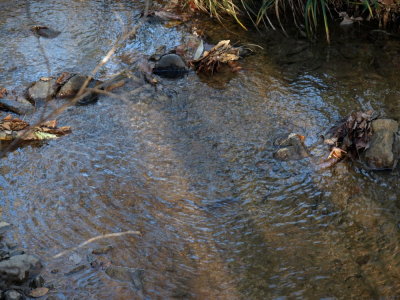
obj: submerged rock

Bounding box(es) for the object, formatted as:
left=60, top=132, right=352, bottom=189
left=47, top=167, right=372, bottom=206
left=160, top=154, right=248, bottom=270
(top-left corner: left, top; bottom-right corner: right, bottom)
left=27, top=78, right=58, bottom=103
left=153, top=54, right=187, bottom=78
left=57, top=75, right=88, bottom=98
left=0, top=99, right=35, bottom=115
left=4, top=290, right=22, bottom=300
left=31, top=25, right=61, bottom=39
left=0, top=254, right=41, bottom=283
left=274, top=133, right=309, bottom=161
left=105, top=266, right=144, bottom=291
left=57, top=75, right=100, bottom=105
left=363, top=119, right=398, bottom=169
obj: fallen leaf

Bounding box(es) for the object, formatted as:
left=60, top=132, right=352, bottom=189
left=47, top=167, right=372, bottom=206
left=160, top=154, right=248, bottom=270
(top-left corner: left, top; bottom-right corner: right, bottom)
left=29, top=287, right=49, bottom=298
left=41, top=120, right=57, bottom=128
left=0, top=87, right=7, bottom=98
left=328, top=147, right=347, bottom=159
left=56, top=72, right=72, bottom=85
left=193, top=39, right=204, bottom=60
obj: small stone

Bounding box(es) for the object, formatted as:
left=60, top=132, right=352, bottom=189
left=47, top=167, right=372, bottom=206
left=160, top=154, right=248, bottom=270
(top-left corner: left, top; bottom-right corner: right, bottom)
left=0, top=221, right=11, bottom=234
left=64, top=264, right=86, bottom=276
left=356, top=255, right=370, bottom=266
left=153, top=54, right=187, bottom=79
left=27, top=79, right=58, bottom=103
left=92, top=245, right=113, bottom=255
left=68, top=253, right=82, bottom=265
left=4, top=290, right=22, bottom=300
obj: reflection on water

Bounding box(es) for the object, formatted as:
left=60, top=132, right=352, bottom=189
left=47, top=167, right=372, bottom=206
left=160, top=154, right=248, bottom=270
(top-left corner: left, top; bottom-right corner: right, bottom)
left=1, top=0, right=400, bottom=299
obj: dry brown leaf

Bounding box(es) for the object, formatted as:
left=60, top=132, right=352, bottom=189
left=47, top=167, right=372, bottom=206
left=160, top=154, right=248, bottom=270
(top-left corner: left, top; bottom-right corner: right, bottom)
left=0, top=87, right=8, bottom=98
left=42, top=120, right=57, bottom=128
left=29, top=287, right=49, bottom=298
left=56, top=72, right=72, bottom=85
left=4, top=114, right=12, bottom=121
left=328, top=147, right=347, bottom=159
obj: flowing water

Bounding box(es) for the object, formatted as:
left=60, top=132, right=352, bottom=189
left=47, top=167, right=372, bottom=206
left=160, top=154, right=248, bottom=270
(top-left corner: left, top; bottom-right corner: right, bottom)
left=1, top=0, right=400, bottom=299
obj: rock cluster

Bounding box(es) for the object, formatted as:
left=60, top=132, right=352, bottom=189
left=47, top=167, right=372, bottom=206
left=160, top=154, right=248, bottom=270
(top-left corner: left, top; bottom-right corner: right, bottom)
left=274, top=133, right=309, bottom=161
left=0, top=222, right=46, bottom=299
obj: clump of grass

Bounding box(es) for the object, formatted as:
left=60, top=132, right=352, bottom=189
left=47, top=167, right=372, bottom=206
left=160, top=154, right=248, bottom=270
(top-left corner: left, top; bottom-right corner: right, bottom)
left=185, top=0, right=399, bottom=42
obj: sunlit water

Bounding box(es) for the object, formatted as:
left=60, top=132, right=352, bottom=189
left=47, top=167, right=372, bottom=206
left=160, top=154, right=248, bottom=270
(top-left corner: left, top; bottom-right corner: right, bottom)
left=1, top=1, right=400, bottom=299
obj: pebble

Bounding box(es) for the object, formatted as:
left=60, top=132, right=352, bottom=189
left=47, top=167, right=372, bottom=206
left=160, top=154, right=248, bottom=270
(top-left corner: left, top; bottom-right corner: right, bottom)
left=4, top=290, right=23, bottom=300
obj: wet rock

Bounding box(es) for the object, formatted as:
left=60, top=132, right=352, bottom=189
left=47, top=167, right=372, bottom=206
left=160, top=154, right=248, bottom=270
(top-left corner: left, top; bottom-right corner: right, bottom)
left=27, top=79, right=58, bottom=103
left=57, top=75, right=88, bottom=98
left=31, top=26, right=61, bottom=39
left=4, top=290, right=22, bottom=300
left=363, top=119, right=398, bottom=169
left=68, top=253, right=82, bottom=265
left=76, top=80, right=99, bottom=106
left=57, top=75, right=100, bottom=105
left=0, top=221, right=11, bottom=234
left=0, top=254, right=41, bottom=283
left=105, top=266, right=144, bottom=290
left=0, top=250, right=10, bottom=261
left=0, top=96, right=32, bottom=115
left=274, top=133, right=309, bottom=161
left=153, top=54, right=187, bottom=78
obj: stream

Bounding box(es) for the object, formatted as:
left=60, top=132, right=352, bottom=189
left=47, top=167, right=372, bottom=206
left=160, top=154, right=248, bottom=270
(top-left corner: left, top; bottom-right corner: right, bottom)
left=1, top=0, right=400, bottom=299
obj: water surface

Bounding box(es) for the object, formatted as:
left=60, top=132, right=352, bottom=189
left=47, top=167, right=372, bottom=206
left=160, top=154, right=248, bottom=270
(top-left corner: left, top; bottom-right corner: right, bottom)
left=1, top=1, right=400, bottom=299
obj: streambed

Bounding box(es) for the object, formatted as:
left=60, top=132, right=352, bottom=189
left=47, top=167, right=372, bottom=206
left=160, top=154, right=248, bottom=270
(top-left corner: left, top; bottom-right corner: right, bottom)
left=1, top=0, right=400, bottom=299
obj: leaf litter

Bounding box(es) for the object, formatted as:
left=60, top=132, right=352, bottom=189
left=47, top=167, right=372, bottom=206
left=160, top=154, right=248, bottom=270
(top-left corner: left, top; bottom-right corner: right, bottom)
left=0, top=115, right=71, bottom=141
left=190, top=40, right=241, bottom=74
left=324, top=110, right=379, bottom=161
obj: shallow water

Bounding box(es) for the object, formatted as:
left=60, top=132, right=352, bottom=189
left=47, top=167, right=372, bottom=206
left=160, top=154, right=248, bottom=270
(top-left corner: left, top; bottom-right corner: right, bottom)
left=1, top=1, right=400, bottom=299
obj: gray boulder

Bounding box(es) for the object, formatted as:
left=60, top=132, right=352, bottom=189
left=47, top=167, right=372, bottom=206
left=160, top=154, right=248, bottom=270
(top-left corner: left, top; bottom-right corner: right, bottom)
left=27, top=78, right=58, bottom=103
left=364, top=119, right=399, bottom=169
left=0, top=254, right=41, bottom=283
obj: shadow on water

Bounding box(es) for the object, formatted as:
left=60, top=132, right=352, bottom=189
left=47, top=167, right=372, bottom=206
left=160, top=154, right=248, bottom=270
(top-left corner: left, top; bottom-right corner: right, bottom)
left=0, top=0, right=400, bottom=299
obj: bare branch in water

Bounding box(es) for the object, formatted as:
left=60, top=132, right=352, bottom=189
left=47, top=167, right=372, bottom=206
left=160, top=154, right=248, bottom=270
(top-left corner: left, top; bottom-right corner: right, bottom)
left=53, top=230, right=141, bottom=259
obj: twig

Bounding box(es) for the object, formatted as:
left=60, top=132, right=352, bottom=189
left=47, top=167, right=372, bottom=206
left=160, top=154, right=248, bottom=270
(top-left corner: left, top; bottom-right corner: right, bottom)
left=53, top=230, right=141, bottom=259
